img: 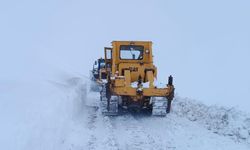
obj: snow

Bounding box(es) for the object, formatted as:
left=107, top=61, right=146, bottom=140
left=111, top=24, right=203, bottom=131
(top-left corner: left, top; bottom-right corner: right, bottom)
left=1, top=75, right=249, bottom=150
left=131, top=80, right=165, bottom=88
left=173, top=97, right=250, bottom=143
left=131, top=82, right=138, bottom=88
left=1, top=0, right=250, bottom=149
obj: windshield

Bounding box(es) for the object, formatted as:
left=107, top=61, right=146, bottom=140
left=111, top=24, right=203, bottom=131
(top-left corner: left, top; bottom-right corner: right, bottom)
left=120, top=45, right=144, bottom=60
left=98, top=59, right=105, bottom=69
left=100, top=62, right=105, bottom=68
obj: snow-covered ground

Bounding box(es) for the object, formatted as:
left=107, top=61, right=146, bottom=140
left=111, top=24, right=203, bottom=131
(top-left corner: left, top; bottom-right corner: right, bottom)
left=1, top=0, right=250, bottom=149
left=1, top=75, right=249, bottom=150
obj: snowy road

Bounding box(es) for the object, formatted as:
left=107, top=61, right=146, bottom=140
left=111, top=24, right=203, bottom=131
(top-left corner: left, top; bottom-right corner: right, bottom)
left=1, top=76, right=250, bottom=150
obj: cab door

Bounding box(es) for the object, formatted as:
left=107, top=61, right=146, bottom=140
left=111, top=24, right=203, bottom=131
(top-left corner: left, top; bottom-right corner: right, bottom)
left=104, top=47, right=112, bottom=74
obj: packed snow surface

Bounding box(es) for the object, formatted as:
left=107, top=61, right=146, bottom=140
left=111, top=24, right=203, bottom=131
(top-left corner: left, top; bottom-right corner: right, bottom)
left=1, top=76, right=250, bottom=150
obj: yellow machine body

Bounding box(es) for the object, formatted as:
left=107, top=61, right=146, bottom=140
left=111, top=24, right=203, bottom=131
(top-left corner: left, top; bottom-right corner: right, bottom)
left=94, top=41, right=175, bottom=115
left=104, top=41, right=174, bottom=99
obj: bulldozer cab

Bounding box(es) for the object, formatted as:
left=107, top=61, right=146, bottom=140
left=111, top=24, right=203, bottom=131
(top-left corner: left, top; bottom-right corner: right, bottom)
left=105, top=41, right=156, bottom=83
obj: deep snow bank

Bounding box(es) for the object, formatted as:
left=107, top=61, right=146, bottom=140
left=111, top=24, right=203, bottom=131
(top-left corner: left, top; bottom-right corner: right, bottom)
left=173, top=96, right=250, bottom=144
left=0, top=76, right=88, bottom=150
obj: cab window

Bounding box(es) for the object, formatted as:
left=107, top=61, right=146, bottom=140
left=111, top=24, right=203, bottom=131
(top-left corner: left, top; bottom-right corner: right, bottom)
left=120, top=45, right=144, bottom=60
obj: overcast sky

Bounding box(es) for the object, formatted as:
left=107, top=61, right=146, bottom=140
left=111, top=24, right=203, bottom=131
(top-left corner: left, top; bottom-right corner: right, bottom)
left=0, top=0, right=250, bottom=112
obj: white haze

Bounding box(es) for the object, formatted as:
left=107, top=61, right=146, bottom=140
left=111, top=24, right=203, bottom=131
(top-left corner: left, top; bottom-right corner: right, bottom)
left=0, top=1, right=250, bottom=110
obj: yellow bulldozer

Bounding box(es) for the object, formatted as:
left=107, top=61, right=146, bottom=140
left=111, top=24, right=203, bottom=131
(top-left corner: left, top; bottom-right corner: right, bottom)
left=91, top=41, right=175, bottom=116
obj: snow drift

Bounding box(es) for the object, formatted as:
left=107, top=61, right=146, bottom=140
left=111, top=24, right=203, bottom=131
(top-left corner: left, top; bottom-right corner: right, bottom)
left=173, top=97, right=250, bottom=143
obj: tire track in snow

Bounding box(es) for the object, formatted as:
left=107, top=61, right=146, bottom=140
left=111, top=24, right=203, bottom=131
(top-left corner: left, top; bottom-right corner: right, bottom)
left=126, top=115, right=164, bottom=150
left=100, top=116, right=120, bottom=150
left=85, top=82, right=119, bottom=150
left=86, top=106, right=98, bottom=150
left=111, top=114, right=165, bottom=150
left=86, top=108, right=120, bottom=150
left=82, top=83, right=100, bottom=150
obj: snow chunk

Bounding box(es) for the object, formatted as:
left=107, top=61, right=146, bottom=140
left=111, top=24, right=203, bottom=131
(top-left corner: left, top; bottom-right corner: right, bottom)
left=130, top=81, right=150, bottom=88
left=131, top=82, right=138, bottom=88
left=130, top=79, right=167, bottom=88
left=154, top=79, right=166, bottom=88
